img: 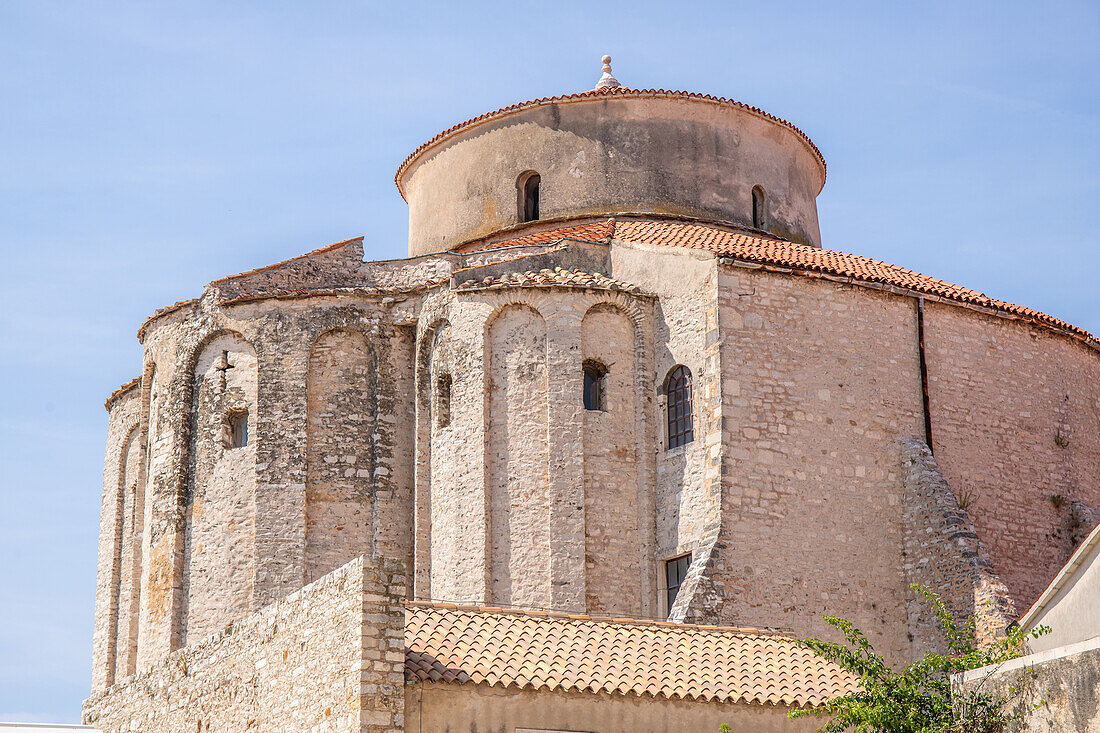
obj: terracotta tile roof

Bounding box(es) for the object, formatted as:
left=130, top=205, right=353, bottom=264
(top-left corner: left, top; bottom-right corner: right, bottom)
left=404, top=602, right=855, bottom=707
left=454, top=267, right=643, bottom=294
left=104, top=376, right=141, bottom=412
left=459, top=217, right=1097, bottom=347
left=395, top=87, right=825, bottom=199
left=611, top=219, right=1096, bottom=343
left=457, top=219, right=616, bottom=254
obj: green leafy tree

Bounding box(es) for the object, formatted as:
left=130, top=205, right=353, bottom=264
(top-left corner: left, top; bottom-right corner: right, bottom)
left=782, top=584, right=1048, bottom=733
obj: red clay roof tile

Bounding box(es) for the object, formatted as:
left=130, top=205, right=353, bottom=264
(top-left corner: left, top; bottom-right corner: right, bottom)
left=456, top=219, right=616, bottom=253
left=404, top=602, right=855, bottom=707
left=464, top=217, right=1096, bottom=347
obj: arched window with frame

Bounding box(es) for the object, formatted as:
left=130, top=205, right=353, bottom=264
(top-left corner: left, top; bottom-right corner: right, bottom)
left=665, top=365, right=694, bottom=449
left=518, top=171, right=541, bottom=222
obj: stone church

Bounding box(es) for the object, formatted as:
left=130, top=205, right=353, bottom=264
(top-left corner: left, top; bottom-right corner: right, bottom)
left=84, top=58, right=1100, bottom=731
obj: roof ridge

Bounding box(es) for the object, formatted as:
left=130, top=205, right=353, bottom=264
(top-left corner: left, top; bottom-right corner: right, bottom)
left=404, top=599, right=784, bottom=636
left=210, top=236, right=364, bottom=285
left=609, top=219, right=1098, bottom=348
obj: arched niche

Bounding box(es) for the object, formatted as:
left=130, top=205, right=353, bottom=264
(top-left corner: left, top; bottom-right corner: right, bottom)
left=180, top=332, right=258, bottom=646
left=305, top=328, right=376, bottom=582
left=485, top=303, right=550, bottom=609
left=580, top=302, right=644, bottom=616
left=108, top=424, right=144, bottom=684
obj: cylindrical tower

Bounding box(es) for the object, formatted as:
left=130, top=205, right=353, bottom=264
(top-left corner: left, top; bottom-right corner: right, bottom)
left=396, top=58, right=826, bottom=255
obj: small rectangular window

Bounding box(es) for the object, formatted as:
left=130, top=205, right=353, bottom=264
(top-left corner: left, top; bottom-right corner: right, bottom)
left=227, top=410, right=248, bottom=449
left=583, top=360, right=607, bottom=412
left=665, top=553, right=691, bottom=611
left=436, top=373, right=452, bottom=428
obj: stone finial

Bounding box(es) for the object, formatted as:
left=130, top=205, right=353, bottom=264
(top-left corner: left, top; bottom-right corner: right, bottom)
left=594, top=54, right=621, bottom=90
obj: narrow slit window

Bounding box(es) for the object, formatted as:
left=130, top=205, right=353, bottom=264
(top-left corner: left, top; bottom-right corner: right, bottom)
left=582, top=360, right=608, bottom=412
left=752, top=185, right=767, bottom=229
left=519, top=172, right=541, bottom=222
left=436, top=373, right=452, bottom=428
left=226, top=409, right=248, bottom=449
left=665, top=365, right=694, bottom=449
left=665, top=554, right=691, bottom=611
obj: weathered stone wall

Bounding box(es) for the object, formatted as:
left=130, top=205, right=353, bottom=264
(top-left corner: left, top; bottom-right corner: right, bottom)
left=609, top=241, right=717, bottom=619
left=924, top=301, right=1100, bottom=611
left=421, top=313, right=490, bottom=605
left=97, top=223, right=1100, bottom=711
left=211, top=237, right=367, bottom=300
left=707, top=265, right=927, bottom=661
left=181, top=333, right=258, bottom=646
left=582, top=304, right=644, bottom=616
left=113, top=426, right=144, bottom=680
left=306, top=329, right=377, bottom=583
left=900, top=438, right=1016, bottom=653
left=415, top=286, right=654, bottom=616
left=488, top=304, right=551, bottom=609
left=116, top=293, right=419, bottom=680
left=955, top=639, right=1100, bottom=733
left=84, top=555, right=407, bottom=733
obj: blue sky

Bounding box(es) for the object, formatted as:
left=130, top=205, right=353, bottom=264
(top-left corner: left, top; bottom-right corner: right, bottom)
left=0, top=0, right=1097, bottom=722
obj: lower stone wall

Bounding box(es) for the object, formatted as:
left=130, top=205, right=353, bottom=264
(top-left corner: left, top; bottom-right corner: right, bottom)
left=901, top=439, right=1016, bottom=654
left=407, top=681, right=821, bottom=733
left=83, top=555, right=406, bottom=733
left=955, top=638, right=1100, bottom=732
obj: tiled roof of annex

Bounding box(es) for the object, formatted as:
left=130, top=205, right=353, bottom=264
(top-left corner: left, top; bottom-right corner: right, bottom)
left=404, top=601, right=855, bottom=707
left=457, top=217, right=1097, bottom=346
left=394, top=86, right=826, bottom=199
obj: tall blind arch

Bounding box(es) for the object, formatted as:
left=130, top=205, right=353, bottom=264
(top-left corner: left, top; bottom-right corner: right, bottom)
left=665, top=365, right=694, bottom=449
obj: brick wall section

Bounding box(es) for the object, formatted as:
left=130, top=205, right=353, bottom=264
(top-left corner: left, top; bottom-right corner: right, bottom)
left=924, top=301, right=1100, bottom=611
left=83, top=555, right=406, bottom=733
left=900, top=438, right=1016, bottom=653
left=704, top=265, right=926, bottom=661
